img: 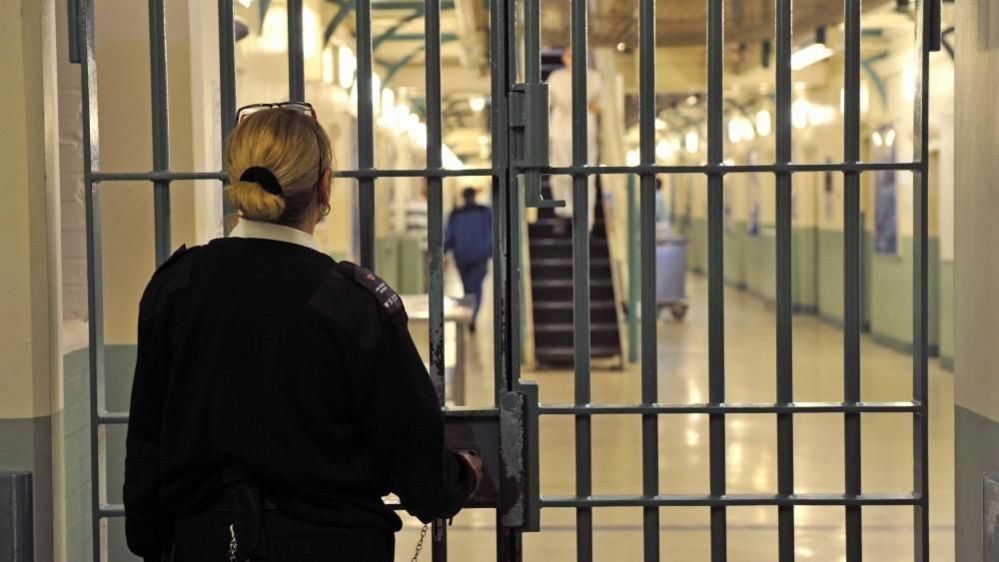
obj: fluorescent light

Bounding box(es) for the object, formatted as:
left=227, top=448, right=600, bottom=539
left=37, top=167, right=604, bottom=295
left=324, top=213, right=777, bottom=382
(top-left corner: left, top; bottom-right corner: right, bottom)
left=790, top=43, right=833, bottom=71
left=755, top=109, right=772, bottom=137
left=338, top=46, right=356, bottom=89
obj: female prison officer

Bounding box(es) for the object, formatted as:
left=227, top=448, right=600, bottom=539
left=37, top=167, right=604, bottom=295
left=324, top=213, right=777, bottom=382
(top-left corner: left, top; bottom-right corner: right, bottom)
left=123, top=103, right=482, bottom=561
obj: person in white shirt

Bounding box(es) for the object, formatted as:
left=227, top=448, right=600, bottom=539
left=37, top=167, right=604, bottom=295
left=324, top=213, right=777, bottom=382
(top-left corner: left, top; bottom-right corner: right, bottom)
left=547, top=47, right=603, bottom=232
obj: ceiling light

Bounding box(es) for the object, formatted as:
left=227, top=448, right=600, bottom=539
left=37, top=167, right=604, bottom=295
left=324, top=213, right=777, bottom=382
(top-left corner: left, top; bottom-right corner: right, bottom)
left=237, top=0, right=253, bottom=7
left=790, top=43, right=834, bottom=71
left=617, top=42, right=627, bottom=52
left=686, top=95, right=698, bottom=106
left=626, top=149, right=640, bottom=166
left=469, top=96, right=486, bottom=112
left=728, top=118, right=742, bottom=143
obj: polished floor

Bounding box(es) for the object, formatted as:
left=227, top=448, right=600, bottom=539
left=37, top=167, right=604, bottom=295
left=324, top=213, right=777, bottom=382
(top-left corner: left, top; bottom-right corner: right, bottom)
left=398, top=273, right=954, bottom=561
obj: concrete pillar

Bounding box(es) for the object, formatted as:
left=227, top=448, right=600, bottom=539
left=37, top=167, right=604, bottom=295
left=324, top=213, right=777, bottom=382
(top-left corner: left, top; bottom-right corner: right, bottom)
left=954, top=1, right=999, bottom=559
left=0, top=0, right=63, bottom=560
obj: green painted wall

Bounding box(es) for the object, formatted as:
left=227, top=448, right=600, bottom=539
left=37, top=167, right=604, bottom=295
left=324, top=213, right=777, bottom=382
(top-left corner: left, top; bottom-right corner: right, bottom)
left=63, top=349, right=93, bottom=562
left=793, top=227, right=818, bottom=311
left=723, top=223, right=747, bottom=288
left=64, top=346, right=140, bottom=562
left=686, top=224, right=952, bottom=360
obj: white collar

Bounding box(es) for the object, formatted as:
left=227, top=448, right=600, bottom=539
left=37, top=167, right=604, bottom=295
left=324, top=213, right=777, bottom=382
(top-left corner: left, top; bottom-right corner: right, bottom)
left=229, top=219, right=319, bottom=252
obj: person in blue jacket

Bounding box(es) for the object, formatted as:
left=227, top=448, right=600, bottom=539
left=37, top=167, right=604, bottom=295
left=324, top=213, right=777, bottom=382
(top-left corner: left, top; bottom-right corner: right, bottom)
left=445, top=187, right=493, bottom=331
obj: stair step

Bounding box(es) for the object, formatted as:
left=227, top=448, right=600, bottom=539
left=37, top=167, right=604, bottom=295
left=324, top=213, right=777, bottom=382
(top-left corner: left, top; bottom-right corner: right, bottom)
left=534, top=300, right=616, bottom=310
left=532, top=258, right=610, bottom=268
left=534, top=322, right=618, bottom=332
left=533, top=279, right=613, bottom=288
left=535, top=346, right=620, bottom=359
left=530, top=238, right=608, bottom=248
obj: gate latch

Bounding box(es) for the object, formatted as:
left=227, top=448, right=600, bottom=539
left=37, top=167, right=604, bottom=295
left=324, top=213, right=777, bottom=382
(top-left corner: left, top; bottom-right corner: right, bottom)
left=443, top=381, right=540, bottom=532
left=509, top=83, right=562, bottom=209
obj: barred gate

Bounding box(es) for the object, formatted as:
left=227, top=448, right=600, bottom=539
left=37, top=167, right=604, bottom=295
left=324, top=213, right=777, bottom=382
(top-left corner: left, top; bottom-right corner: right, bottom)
left=76, top=0, right=939, bottom=560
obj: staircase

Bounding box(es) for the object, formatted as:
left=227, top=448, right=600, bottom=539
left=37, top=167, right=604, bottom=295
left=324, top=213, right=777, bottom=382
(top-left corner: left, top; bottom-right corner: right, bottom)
left=527, top=178, right=622, bottom=367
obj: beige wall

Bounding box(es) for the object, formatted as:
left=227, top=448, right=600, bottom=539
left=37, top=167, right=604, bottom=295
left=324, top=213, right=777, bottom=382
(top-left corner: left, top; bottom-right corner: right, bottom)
left=955, top=0, right=999, bottom=424
left=0, top=0, right=58, bottom=420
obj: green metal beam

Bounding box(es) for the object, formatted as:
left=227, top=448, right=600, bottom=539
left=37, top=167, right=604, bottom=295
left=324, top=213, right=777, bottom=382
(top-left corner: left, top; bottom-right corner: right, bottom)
left=382, top=36, right=456, bottom=85
left=382, top=32, right=459, bottom=43
left=324, top=2, right=355, bottom=45
left=373, top=11, right=423, bottom=50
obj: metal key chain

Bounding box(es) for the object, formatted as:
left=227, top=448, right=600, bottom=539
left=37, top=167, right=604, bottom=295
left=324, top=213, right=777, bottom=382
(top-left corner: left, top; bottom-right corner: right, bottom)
left=409, top=523, right=429, bottom=562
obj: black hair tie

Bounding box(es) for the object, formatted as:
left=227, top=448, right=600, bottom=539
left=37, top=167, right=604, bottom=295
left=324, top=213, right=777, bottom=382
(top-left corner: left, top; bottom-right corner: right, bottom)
left=240, top=166, right=283, bottom=196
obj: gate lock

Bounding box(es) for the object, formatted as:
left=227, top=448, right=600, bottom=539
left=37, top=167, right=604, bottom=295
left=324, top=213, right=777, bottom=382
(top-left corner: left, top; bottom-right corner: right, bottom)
left=509, top=83, right=563, bottom=210
left=443, top=381, right=540, bottom=531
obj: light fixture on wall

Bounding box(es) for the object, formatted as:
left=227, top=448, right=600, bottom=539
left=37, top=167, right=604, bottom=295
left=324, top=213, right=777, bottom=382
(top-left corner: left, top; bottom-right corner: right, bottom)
left=685, top=130, right=699, bottom=154
left=791, top=98, right=809, bottom=129
left=902, top=62, right=916, bottom=102
left=755, top=109, right=772, bottom=137
left=322, top=47, right=334, bottom=84
left=656, top=139, right=672, bottom=160
left=338, top=46, right=356, bottom=89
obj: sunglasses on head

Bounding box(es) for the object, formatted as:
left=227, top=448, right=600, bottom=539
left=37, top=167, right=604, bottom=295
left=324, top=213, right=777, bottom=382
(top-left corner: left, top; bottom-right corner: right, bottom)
left=235, top=102, right=325, bottom=190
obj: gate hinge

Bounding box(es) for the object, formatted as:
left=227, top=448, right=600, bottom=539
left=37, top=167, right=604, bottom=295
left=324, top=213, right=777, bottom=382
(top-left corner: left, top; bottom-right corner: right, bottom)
left=509, top=83, right=563, bottom=209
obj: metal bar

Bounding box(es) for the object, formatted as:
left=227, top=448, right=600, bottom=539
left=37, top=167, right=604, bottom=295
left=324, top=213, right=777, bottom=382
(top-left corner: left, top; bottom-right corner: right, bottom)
left=423, top=0, right=447, bottom=555
left=912, top=0, right=933, bottom=559
left=540, top=493, right=922, bottom=508
left=288, top=0, right=305, bottom=101
left=356, top=0, right=376, bottom=268
left=707, top=0, right=726, bottom=558
left=218, top=0, right=237, bottom=233
left=149, top=0, right=171, bottom=265
left=638, top=0, right=658, bottom=554
left=489, top=0, right=508, bottom=406
left=569, top=0, right=592, bottom=555
left=627, top=174, right=639, bottom=365
left=538, top=402, right=921, bottom=415
left=509, top=162, right=924, bottom=175
left=78, top=0, right=104, bottom=558
left=843, top=0, right=863, bottom=558
left=68, top=0, right=81, bottom=63
left=774, top=0, right=794, bottom=559
left=92, top=171, right=228, bottom=182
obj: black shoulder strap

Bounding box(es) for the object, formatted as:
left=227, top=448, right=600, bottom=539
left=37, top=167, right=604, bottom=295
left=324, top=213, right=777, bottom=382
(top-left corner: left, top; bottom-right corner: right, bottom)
left=336, top=261, right=406, bottom=319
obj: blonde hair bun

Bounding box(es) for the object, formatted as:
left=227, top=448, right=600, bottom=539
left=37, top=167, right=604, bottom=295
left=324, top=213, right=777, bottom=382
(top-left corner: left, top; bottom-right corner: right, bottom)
left=227, top=180, right=286, bottom=222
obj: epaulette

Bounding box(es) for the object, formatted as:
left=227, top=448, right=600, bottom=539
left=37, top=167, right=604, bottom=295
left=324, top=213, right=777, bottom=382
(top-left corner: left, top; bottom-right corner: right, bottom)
left=336, top=261, right=406, bottom=319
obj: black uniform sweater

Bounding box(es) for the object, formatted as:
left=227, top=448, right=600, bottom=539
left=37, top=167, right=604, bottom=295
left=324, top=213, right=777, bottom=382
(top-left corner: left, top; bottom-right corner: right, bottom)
left=123, top=236, right=475, bottom=560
